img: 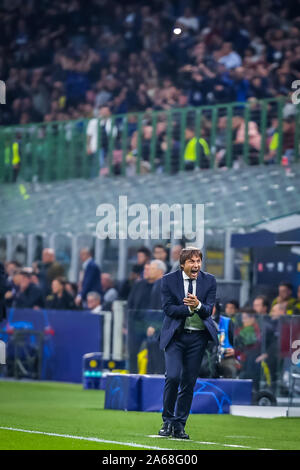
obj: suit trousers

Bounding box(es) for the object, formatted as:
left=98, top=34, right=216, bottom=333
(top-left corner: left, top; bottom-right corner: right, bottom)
left=162, top=329, right=210, bottom=429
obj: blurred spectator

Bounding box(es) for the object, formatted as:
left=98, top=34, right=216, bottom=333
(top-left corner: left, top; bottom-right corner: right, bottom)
left=101, top=272, right=118, bottom=310
left=170, top=244, right=182, bottom=272
left=138, top=325, right=165, bottom=374
left=65, top=281, right=78, bottom=300
left=224, top=300, right=240, bottom=320
left=14, top=270, right=44, bottom=309
left=1, top=0, right=297, bottom=130
left=234, top=311, right=262, bottom=391
left=86, top=105, right=117, bottom=177
left=136, top=246, right=152, bottom=277
left=148, top=260, right=167, bottom=310
left=0, top=262, right=6, bottom=322
left=184, top=125, right=210, bottom=170
left=117, top=263, right=143, bottom=300
left=271, top=281, right=296, bottom=315
left=217, top=42, right=242, bottom=70
left=176, top=7, right=199, bottom=33
left=45, top=277, right=75, bottom=310
left=152, top=244, right=171, bottom=273
left=34, top=248, right=65, bottom=296
left=87, top=291, right=102, bottom=314
left=253, top=295, right=270, bottom=315
left=75, top=248, right=102, bottom=307
left=292, top=285, right=300, bottom=315
left=261, top=302, right=287, bottom=393
left=212, top=301, right=237, bottom=378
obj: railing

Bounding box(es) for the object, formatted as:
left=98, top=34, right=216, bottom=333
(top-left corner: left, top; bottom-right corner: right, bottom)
left=127, top=309, right=300, bottom=409
left=1, top=97, right=299, bottom=183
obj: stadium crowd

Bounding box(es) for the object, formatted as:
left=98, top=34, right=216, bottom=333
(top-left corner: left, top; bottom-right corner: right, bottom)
left=2, top=0, right=299, bottom=181
left=1, top=0, right=299, bottom=125
left=1, top=243, right=300, bottom=389
left=3, top=244, right=300, bottom=315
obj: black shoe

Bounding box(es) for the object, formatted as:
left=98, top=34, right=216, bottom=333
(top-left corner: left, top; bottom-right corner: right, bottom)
left=158, top=422, right=172, bottom=437
left=172, top=427, right=189, bottom=439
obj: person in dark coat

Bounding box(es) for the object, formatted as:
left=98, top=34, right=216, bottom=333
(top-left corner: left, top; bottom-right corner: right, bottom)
left=0, top=262, right=6, bottom=322
left=14, top=271, right=44, bottom=309
left=45, top=278, right=75, bottom=310
left=127, top=260, right=167, bottom=373
left=75, top=248, right=102, bottom=307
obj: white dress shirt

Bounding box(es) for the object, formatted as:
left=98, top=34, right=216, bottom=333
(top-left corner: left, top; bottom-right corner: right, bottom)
left=182, top=271, right=202, bottom=329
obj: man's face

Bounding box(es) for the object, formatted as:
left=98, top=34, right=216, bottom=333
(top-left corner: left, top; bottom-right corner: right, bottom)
left=253, top=298, right=266, bottom=314
left=42, top=250, right=54, bottom=264
left=20, top=275, right=30, bottom=291
left=182, top=255, right=202, bottom=280
left=87, top=296, right=100, bottom=310
left=137, top=252, right=148, bottom=265
left=279, top=285, right=292, bottom=301
left=80, top=250, right=89, bottom=263
left=154, top=247, right=167, bottom=261
left=270, top=304, right=285, bottom=319
left=171, top=246, right=182, bottom=261
left=225, top=303, right=237, bottom=317
left=51, top=280, right=61, bottom=294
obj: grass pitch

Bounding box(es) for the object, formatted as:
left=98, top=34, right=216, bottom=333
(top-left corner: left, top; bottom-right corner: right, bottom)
left=0, top=380, right=299, bottom=450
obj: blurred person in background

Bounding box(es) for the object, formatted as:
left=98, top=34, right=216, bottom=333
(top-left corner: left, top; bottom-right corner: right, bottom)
left=136, top=246, right=152, bottom=278
left=148, top=260, right=167, bottom=310
left=271, top=281, right=296, bottom=315
left=292, top=285, right=300, bottom=315
left=153, top=244, right=171, bottom=273
left=170, top=244, right=182, bottom=272
left=75, top=248, right=102, bottom=307
left=253, top=295, right=270, bottom=315
left=101, top=272, right=118, bottom=310
left=45, top=277, right=75, bottom=310
left=212, top=300, right=237, bottom=378
left=34, top=248, right=65, bottom=297
left=0, top=262, right=6, bottom=322
left=14, top=270, right=44, bottom=309
left=117, top=263, right=143, bottom=300
left=87, top=291, right=102, bottom=314
left=224, top=299, right=239, bottom=321
left=234, top=311, right=262, bottom=391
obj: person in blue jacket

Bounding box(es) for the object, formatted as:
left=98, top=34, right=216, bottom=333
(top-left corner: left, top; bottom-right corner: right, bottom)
left=212, top=300, right=238, bottom=378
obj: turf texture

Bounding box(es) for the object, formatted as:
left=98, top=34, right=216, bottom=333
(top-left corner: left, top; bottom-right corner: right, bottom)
left=0, top=380, right=299, bottom=450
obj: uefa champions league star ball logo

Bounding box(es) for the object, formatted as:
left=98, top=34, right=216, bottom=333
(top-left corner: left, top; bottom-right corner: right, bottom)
left=95, top=196, right=205, bottom=245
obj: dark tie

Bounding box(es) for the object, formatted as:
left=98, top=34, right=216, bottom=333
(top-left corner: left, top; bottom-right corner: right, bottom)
left=188, top=279, right=193, bottom=295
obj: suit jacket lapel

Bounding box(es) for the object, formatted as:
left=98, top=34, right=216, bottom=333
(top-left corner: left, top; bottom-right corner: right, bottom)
left=176, top=269, right=185, bottom=301
left=196, top=271, right=204, bottom=301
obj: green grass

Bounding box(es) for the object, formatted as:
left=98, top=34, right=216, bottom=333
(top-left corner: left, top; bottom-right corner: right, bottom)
left=0, top=380, right=300, bottom=450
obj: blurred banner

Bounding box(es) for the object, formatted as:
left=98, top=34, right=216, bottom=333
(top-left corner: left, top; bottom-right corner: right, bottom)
left=0, top=308, right=103, bottom=383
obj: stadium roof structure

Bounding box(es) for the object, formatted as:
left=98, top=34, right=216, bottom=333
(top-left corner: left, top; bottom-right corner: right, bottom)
left=1, top=164, right=300, bottom=237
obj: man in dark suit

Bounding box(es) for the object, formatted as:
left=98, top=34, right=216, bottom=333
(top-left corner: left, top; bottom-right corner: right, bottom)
left=75, top=248, right=103, bottom=307
left=158, top=247, right=218, bottom=440
left=15, top=271, right=45, bottom=309
left=0, top=262, right=7, bottom=322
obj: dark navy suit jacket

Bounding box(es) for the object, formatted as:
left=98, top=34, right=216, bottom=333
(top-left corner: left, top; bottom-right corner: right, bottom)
left=81, top=259, right=102, bottom=301
left=159, top=269, right=218, bottom=350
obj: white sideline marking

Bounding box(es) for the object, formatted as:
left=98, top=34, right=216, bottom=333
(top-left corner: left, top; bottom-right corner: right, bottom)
left=147, top=435, right=273, bottom=450
left=0, top=427, right=172, bottom=450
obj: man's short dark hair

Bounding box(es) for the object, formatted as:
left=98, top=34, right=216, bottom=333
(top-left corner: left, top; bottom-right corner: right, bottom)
left=180, top=246, right=202, bottom=269
left=254, top=295, right=270, bottom=310
left=226, top=299, right=239, bottom=310
left=279, top=281, right=293, bottom=291
left=153, top=244, right=168, bottom=253
left=137, top=246, right=152, bottom=259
